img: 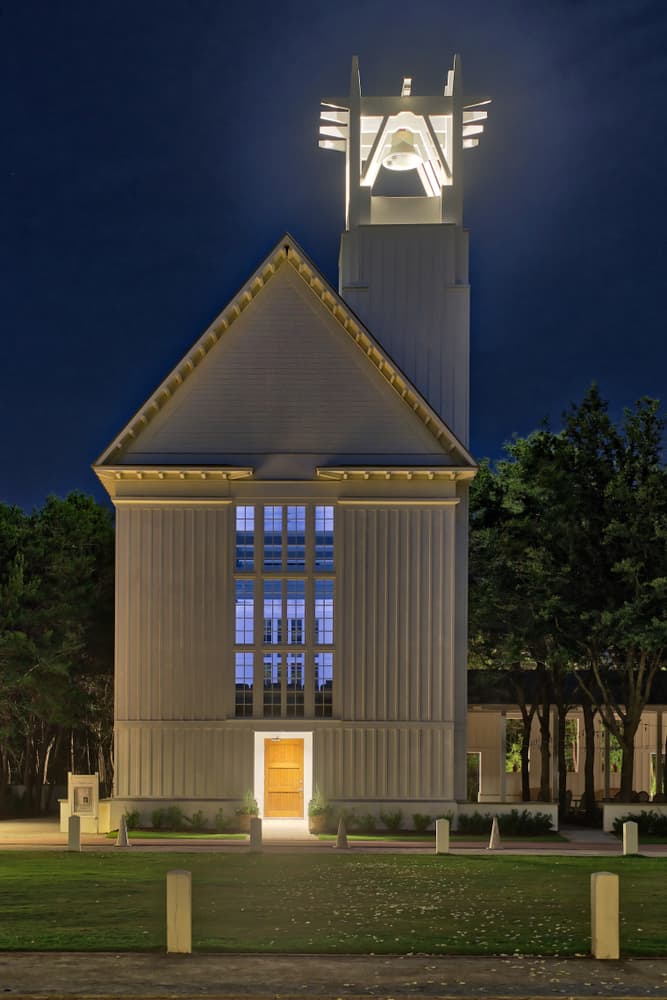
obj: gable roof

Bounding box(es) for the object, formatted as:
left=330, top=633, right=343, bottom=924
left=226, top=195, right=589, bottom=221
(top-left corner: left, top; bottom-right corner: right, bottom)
left=94, top=233, right=475, bottom=474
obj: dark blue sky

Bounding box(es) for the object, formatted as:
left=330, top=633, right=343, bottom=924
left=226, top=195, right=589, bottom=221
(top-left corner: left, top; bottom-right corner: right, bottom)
left=2, top=0, right=666, bottom=510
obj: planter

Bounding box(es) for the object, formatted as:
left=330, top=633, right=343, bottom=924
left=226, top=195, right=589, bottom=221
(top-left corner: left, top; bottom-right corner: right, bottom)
left=308, top=813, right=330, bottom=835
left=235, top=813, right=256, bottom=834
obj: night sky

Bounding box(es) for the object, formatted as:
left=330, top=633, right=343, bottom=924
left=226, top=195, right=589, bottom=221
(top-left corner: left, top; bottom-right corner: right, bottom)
left=3, top=0, right=666, bottom=511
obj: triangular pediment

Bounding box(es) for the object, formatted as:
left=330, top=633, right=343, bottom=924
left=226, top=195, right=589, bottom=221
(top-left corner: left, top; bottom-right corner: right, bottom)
left=95, top=235, right=474, bottom=479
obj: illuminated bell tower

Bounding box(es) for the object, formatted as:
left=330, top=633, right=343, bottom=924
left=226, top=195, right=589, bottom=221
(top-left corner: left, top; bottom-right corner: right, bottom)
left=320, top=56, right=490, bottom=446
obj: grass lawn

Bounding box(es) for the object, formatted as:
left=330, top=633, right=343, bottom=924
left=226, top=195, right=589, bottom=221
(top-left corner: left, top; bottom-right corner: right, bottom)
left=104, top=830, right=247, bottom=840
left=318, top=833, right=567, bottom=842
left=1, top=852, right=665, bottom=955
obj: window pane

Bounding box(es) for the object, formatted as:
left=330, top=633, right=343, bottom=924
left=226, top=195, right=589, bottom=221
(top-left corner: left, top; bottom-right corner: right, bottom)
left=287, top=506, right=306, bottom=569
left=235, top=506, right=255, bottom=570
left=263, top=579, right=282, bottom=644
left=287, top=579, right=305, bottom=645
left=235, top=653, right=254, bottom=717
left=314, top=578, right=334, bottom=644
left=235, top=580, right=254, bottom=644
left=315, top=505, right=334, bottom=569
left=263, top=653, right=282, bottom=717
left=314, top=653, right=333, bottom=717
left=286, top=653, right=305, bottom=717
left=264, top=505, right=283, bottom=570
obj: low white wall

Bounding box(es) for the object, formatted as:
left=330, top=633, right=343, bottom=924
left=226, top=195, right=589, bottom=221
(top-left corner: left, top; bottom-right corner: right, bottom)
left=455, top=801, right=559, bottom=833
left=602, top=802, right=667, bottom=833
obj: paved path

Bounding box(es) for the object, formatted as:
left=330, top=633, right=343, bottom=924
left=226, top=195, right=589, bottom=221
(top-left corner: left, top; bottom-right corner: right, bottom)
left=0, top=818, right=665, bottom=855
left=2, top=952, right=667, bottom=998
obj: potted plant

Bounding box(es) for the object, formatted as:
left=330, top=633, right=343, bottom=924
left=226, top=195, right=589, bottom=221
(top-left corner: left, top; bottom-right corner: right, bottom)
left=308, top=785, right=331, bottom=834
left=235, top=790, right=259, bottom=833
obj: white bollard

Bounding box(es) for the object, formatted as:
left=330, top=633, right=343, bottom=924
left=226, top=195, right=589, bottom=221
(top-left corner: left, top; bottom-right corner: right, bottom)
left=334, top=816, right=349, bottom=849
left=115, top=813, right=131, bottom=849
left=249, top=816, right=262, bottom=850
left=622, top=820, right=638, bottom=856
left=487, top=815, right=502, bottom=850
left=435, top=818, right=450, bottom=854
left=67, top=814, right=81, bottom=852
left=166, top=870, right=192, bottom=954
left=591, top=871, right=619, bottom=960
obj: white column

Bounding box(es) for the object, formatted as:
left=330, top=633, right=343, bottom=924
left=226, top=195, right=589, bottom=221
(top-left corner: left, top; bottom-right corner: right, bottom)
left=656, top=710, right=663, bottom=798
left=499, top=712, right=507, bottom=803
left=604, top=727, right=611, bottom=800
left=551, top=706, right=559, bottom=802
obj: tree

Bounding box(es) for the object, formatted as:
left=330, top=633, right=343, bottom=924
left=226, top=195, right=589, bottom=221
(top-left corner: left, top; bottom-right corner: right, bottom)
left=564, top=394, right=667, bottom=800
left=470, top=386, right=667, bottom=807
left=0, top=494, right=114, bottom=814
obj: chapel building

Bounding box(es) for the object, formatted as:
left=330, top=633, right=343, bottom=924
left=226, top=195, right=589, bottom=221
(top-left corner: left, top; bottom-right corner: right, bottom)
left=94, top=57, right=490, bottom=828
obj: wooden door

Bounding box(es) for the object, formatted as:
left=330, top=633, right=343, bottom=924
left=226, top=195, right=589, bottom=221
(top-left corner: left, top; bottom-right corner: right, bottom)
left=264, top=739, right=304, bottom=817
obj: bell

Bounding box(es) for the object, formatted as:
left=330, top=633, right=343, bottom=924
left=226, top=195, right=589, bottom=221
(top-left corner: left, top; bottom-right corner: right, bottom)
left=382, top=128, right=422, bottom=171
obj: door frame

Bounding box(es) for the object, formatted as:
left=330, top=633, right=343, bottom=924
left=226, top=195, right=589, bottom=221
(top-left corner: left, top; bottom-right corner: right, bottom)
left=254, top=730, right=313, bottom=819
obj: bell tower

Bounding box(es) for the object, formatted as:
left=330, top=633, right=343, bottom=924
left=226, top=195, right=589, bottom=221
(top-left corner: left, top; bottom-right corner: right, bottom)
left=320, top=56, right=490, bottom=446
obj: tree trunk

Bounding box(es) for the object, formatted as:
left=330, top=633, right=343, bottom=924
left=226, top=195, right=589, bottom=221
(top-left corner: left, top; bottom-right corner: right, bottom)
left=537, top=704, right=551, bottom=801
left=582, top=700, right=597, bottom=816
left=619, top=739, right=636, bottom=801
left=520, top=724, right=531, bottom=801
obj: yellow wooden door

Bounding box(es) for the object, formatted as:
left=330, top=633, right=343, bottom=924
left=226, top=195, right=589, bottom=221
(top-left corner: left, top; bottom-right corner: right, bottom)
left=264, top=739, right=304, bottom=817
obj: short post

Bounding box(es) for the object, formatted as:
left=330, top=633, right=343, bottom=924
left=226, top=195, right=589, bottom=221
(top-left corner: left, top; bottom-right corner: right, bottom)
left=166, top=870, right=192, bottom=955
left=591, top=871, right=619, bottom=960
left=435, top=818, right=450, bottom=854
left=115, top=813, right=131, bottom=849
left=334, top=816, right=349, bottom=849
left=249, top=816, right=262, bottom=850
left=622, top=820, right=638, bottom=856
left=67, top=814, right=81, bottom=852
left=487, top=815, right=502, bottom=850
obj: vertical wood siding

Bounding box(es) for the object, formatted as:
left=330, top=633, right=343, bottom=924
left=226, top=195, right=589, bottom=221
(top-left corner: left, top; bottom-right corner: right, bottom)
left=338, top=505, right=457, bottom=724
left=340, top=225, right=470, bottom=446
left=115, top=505, right=232, bottom=723
left=115, top=725, right=254, bottom=798
left=313, top=725, right=454, bottom=801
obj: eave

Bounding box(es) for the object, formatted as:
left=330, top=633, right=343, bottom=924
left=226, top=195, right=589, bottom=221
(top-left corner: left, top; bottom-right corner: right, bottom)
left=316, top=467, right=476, bottom=482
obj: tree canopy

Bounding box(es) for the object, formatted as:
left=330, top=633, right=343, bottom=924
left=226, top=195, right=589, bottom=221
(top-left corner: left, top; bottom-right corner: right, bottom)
left=469, top=386, right=667, bottom=803
left=0, top=493, right=114, bottom=814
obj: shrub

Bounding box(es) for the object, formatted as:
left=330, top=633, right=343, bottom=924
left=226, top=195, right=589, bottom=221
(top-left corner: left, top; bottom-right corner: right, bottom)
left=357, top=812, right=378, bottom=834
left=380, top=808, right=403, bottom=833
left=308, top=785, right=331, bottom=817
left=236, top=790, right=259, bottom=816
left=214, top=808, right=229, bottom=833
left=151, top=808, right=166, bottom=829
left=124, top=809, right=140, bottom=830
left=456, top=809, right=553, bottom=836
left=612, top=810, right=667, bottom=836
left=412, top=812, right=433, bottom=834
left=185, top=810, right=207, bottom=832
left=151, top=805, right=185, bottom=830
left=336, top=807, right=359, bottom=832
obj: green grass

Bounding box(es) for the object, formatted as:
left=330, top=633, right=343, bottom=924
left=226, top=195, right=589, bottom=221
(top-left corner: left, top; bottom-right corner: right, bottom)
left=318, top=832, right=566, bottom=842
left=104, top=830, right=247, bottom=840
left=0, top=852, right=665, bottom=955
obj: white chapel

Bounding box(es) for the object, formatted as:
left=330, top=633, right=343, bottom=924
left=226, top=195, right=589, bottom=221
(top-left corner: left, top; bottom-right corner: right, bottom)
left=93, top=57, right=490, bottom=829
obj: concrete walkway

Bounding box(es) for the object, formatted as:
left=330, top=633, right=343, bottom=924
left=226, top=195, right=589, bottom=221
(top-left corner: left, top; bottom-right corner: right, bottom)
left=0, top=818, right=664, bottom=855
left=2, top=951, right=667, bottom=998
